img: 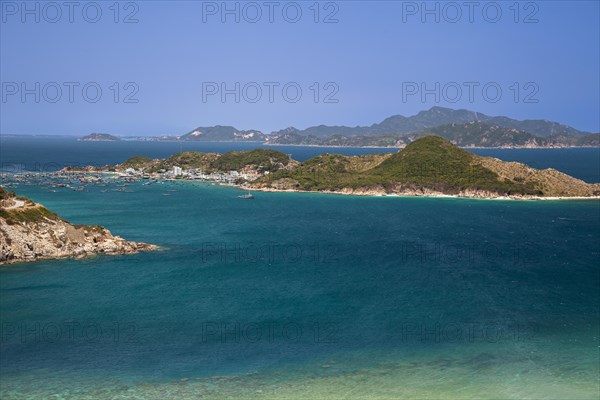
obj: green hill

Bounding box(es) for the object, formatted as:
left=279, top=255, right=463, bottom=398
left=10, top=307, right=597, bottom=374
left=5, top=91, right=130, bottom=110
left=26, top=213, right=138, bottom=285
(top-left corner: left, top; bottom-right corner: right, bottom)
left=121, top=156, right=155, bottom=169
left=252, top=136, right=600, bottom=197
left=210, top=149, right=291, bottom=172
left=113, top=149, right=292, bottom=174
left=365, top=136, right=539, bottom=194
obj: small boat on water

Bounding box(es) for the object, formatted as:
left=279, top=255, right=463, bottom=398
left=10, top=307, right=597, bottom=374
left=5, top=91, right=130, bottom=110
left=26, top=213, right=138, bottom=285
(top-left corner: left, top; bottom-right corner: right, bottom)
left=238, top=192, right=254, bottom=199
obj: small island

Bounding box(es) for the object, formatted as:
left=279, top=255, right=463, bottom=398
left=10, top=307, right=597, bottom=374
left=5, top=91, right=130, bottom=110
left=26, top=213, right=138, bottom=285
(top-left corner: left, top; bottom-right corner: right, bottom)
left=0, top=188, right=156, bottom=265
left=79, top=133, right=120, bottom=141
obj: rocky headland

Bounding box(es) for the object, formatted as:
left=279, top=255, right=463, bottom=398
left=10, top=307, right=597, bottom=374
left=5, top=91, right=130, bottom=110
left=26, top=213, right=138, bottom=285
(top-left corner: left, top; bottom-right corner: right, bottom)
left=0, top=188, right=157, bottom=265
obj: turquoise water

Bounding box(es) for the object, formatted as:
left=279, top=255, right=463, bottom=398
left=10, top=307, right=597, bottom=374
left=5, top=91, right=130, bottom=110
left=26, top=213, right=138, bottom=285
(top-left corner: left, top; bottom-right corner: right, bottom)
left=1, top=181, right=599, bottom=399
left=1, top=139, right=599, bottom=399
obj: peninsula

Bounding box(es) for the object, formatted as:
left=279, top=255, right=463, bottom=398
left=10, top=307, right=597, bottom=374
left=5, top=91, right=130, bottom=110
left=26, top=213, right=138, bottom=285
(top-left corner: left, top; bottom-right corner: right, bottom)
left=67, top=136, right=600, bottom=200
left=250, top=136, right=600, bottom=199
left=0, top=188, right=157, bottom=265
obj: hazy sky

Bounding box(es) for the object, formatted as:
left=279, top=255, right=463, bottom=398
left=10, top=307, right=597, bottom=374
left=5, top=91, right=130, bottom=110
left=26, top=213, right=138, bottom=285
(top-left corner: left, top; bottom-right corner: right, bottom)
left=1, top=0, right=599, bottom=135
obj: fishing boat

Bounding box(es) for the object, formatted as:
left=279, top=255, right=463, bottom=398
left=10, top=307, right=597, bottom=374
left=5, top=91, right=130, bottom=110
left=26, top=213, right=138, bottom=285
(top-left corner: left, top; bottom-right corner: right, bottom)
left=238, top=192, right=254, bottom=199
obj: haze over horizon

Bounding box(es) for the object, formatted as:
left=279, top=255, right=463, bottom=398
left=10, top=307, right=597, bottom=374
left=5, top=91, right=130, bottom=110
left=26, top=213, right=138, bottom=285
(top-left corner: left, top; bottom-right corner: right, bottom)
left=1, top=1, right=599, bottom=136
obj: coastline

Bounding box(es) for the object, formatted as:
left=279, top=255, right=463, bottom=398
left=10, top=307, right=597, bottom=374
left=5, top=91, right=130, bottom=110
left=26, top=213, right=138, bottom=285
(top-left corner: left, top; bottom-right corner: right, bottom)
left=9, top=161, right=596, bottom=202
left=244, top=185, right=600, bottom=201
left=263, top=142, right=401, bottom=149
left=17, top=169, right=599, bottom=201
left=0, top=245, right=161, bottom=267
left=0, top=197, right=159, bottom=266
left=263, top=142, right=600, bottom=150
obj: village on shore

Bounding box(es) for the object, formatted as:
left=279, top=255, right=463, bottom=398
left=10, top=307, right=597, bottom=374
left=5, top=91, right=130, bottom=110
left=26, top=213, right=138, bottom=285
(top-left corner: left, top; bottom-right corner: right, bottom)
left=0, top=158, right=278, bottom=194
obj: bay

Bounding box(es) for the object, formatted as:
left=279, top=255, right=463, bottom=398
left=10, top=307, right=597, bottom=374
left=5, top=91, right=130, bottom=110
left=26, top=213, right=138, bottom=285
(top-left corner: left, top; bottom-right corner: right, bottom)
left=0, top=137, right=599, bottom=399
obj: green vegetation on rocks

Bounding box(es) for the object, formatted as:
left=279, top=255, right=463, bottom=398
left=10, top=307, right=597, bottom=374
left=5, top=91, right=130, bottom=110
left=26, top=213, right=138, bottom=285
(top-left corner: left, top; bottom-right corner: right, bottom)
left=117, top=149, right=292, bottom=174
left=210, top=149, right=291, bottom=172
left=154, top=152, right=219, bottom=172
left=1, top=187, right=157, bottom=264
left=122, top=156, right=155, bottom=169
left=0, top=205, right=63, bottom=225
left=263, top=153, right=390, bottom=191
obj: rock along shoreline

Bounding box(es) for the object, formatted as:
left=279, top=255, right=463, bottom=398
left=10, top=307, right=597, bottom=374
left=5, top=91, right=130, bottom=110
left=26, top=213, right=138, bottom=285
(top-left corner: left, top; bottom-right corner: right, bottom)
left=0, top=192, right=158, bottom=266
left=245, top=186, right=600, bottom=201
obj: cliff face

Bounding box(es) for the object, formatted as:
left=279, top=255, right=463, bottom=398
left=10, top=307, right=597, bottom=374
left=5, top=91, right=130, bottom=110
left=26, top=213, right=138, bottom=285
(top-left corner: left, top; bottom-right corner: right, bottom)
left=0, top=189, right=156, bottom=265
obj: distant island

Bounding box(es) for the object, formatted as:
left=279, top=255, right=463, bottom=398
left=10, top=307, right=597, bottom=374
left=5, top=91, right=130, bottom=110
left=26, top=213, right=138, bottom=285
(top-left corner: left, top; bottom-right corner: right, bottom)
left=80, top=133, right=120, bottom=141
left=0, top=187, right=156, bottom=265
left=67, top=136, right=600, bottom=200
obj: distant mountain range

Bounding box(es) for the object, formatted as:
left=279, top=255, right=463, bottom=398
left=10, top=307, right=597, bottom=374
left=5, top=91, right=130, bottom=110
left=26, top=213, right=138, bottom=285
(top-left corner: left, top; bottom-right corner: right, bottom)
left=264, top=107, right=597, bottom=148
left=268, top=122, right=599, bottom=148
left=410, top=122, right=599, bottom=148
left=80, top=107, right=598, bottom=148
left=270, top=106, right=590, bottom=139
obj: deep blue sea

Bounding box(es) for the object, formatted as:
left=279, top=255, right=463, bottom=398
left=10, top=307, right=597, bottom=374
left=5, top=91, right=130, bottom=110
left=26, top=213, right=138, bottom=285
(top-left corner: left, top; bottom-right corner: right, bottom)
left=1, top=137, right=599, bottom=399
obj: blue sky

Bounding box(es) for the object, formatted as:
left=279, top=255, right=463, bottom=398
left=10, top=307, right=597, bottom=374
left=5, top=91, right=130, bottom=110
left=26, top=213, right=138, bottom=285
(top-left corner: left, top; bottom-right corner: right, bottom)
left=1, top=0, right=599, bottom=135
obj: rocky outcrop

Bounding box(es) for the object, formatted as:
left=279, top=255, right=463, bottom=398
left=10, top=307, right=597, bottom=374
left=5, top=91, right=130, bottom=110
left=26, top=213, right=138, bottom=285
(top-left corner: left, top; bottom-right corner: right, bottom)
left=0, top=197, right=16, bottom=208
left=476, top=156, right=600, bottom=197
left=0, top=189, right=157, bottom=265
